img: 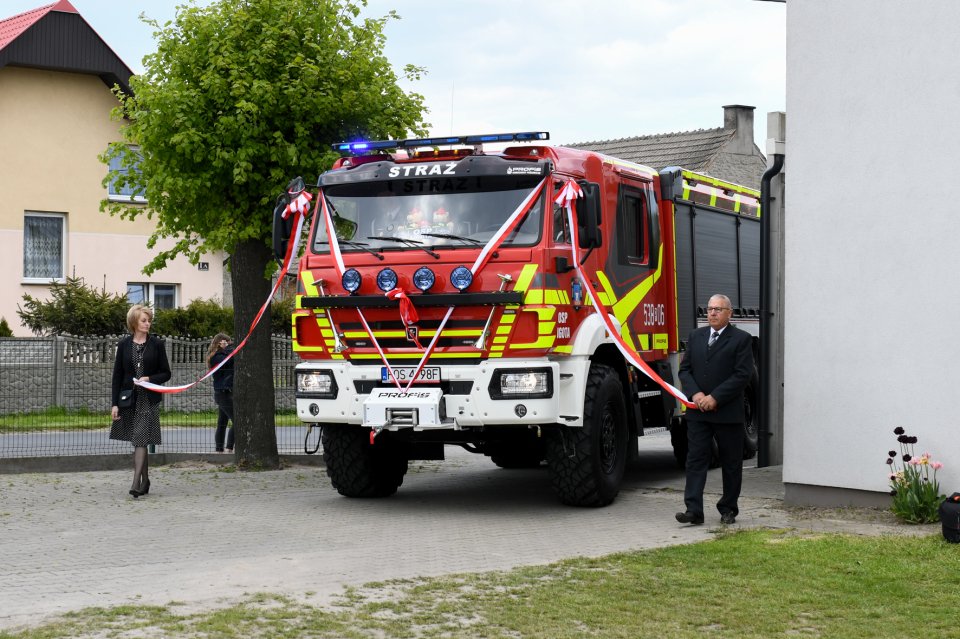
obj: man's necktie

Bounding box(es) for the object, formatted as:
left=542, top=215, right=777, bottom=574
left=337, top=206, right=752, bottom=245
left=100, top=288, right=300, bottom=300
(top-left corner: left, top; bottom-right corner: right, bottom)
left=708, top=331, right=718, bottom=348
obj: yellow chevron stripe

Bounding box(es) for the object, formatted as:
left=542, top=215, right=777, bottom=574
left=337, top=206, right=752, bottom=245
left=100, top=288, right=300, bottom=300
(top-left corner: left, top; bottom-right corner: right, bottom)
left=301, top=272, right=320, bottom=296
left=611, top=243, right=665, bottom=331
left=513, top=264, right=538, bottom=292
left=348, top=353, right=482, bottom=360
left=508, top=334, right=556, bottom=349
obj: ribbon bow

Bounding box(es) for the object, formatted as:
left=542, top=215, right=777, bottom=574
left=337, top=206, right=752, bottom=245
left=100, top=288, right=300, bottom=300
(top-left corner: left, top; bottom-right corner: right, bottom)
left=386, top=288, right=419, bottom=326
left=283, top=190, right=314, bottom=219
left=554, top=179, right=583, bottom=207
left=386, top=288, right=423, bottom=349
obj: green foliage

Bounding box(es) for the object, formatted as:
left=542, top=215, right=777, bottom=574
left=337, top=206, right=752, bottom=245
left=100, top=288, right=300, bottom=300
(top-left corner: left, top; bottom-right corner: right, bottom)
left=149, top=296, right=293, bottom=338
left=270, top=294, right=295, bottom=336
left=97, top=0, right=426, bottom=465
left=0, top=317, right=12, bottom=337
left=152, top=297, right=232, bottom=337
left=100, top=0, right=428, bottom=273
left=15, top=277, right=129, bottom=336
left=886, top=427, right=945, bottom=523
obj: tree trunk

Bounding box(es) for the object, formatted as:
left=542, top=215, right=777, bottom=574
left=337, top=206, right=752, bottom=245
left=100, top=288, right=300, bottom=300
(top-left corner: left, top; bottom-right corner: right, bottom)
left=231, top=238, right=280, bottom=470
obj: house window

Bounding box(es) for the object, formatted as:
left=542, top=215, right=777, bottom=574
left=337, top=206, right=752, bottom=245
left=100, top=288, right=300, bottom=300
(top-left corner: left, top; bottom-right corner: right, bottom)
left=128, top=283, right=178, bottom=310
left=108, top=146, right=146, bottom=202
left=23, top=213, right=66, bottom=282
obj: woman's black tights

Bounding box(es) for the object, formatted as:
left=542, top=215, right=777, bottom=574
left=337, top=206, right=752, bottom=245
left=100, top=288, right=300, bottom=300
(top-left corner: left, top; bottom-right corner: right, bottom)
left=132, top=446, right=149, bottom=492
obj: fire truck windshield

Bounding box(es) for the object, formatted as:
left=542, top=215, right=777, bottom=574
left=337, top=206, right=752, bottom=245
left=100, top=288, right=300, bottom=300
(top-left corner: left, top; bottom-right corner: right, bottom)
left=314, top=175, right=544, bottom=253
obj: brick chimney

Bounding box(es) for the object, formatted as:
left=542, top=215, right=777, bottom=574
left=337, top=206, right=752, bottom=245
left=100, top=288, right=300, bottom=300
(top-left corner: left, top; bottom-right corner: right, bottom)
left=723, top=104, right=755, bottom=155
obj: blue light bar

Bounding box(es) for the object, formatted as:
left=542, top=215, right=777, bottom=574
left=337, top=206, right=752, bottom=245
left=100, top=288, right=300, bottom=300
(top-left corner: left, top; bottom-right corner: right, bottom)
left=332, top=131, right=549, bottom=154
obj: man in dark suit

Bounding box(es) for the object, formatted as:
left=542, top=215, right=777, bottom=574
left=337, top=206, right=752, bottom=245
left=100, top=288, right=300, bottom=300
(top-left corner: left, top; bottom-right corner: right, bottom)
left=676, top=294, right=754, bottom=525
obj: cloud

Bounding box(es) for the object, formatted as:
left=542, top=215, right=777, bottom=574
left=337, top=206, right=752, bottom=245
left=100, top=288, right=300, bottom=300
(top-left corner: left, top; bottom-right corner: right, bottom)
left=369, top=0, right=784, bottom=145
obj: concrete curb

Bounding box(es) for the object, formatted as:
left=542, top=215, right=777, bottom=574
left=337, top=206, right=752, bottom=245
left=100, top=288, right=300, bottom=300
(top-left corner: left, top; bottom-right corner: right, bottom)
left=0, top=452, right=324, bottom=474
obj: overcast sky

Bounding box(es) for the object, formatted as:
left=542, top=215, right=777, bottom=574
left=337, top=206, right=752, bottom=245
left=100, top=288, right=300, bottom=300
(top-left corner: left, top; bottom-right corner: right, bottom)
left=4, top=0, right=785, bottom=147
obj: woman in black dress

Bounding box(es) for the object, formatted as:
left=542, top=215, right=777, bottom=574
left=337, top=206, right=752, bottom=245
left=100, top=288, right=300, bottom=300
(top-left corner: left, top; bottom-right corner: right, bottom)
left=110, top=304, right=171, bottom=498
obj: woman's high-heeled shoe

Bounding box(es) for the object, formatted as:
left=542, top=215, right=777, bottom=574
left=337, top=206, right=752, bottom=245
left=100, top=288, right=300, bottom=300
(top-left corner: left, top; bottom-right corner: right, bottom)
left=129, top=487, right=141, bottom=498
left=140, top=479, right=151, bottom=495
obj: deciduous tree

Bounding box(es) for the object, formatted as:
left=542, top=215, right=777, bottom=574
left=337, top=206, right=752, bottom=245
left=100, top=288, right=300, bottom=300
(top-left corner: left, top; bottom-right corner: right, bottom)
left=102, top=0, right=426, bottom=468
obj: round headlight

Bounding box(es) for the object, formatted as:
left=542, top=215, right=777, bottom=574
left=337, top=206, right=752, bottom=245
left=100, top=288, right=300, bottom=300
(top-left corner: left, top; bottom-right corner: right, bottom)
left=450, top=266, right=473, bottom=291
left=341, top=268, right=362, bottom=294
left=376, top=268, right=398, bottom=292
left=413, top=266, right=435, bottom=292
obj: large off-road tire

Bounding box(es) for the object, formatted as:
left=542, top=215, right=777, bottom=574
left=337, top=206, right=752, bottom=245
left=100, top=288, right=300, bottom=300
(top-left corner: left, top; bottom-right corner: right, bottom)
left=742, top=368, right=760, bottom=460
left=321, top=424, right=408, bottom=497
left=545, top=364, right=628, bottom=507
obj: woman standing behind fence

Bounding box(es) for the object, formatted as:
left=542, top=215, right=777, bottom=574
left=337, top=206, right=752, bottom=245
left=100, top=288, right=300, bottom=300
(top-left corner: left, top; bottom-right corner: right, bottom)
left=206, top=333, right=235, bottom=453
left=110, top=305, right=171, bottom=498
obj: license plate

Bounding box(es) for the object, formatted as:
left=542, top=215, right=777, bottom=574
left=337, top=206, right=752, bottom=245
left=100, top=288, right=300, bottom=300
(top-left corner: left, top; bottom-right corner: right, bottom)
left=381, top=366, right=441, bottom=384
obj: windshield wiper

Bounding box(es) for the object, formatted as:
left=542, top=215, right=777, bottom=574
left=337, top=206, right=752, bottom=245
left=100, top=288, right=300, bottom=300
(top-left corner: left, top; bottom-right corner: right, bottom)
left=318, top=240, right=384, bottom=260
left=421, top=232, right=497, bottom=257
left=366, top=236, right=440, bottom=259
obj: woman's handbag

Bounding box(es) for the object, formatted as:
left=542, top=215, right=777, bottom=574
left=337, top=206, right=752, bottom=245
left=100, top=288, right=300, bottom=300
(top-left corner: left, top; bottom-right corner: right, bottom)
left=117, top=389, right=134, bottom=409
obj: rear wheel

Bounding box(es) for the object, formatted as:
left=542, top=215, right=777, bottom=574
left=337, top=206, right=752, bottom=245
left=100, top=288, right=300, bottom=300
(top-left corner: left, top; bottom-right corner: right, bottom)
left=321, top=424, right=408, bottom=497
left=670, top=418, right=688, bottom=468
left=671, top=417, right=720, bottom=469
left=545, top=364, right=628, bottom=507
left=742, top=368, right=760, bottom=460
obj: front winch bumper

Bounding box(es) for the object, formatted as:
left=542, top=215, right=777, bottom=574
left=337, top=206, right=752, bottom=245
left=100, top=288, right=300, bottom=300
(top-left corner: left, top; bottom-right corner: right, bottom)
left=362, top=387, right=452, bottom=430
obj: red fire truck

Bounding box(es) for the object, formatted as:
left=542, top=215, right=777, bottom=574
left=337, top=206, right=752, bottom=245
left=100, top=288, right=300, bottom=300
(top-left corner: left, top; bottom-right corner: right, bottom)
left=274, top=131, right=760, bottom=507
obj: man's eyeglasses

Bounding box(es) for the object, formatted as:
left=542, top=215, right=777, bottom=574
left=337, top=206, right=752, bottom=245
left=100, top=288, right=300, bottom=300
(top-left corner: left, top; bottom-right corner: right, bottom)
left=706, top=306, right=731, bottom=313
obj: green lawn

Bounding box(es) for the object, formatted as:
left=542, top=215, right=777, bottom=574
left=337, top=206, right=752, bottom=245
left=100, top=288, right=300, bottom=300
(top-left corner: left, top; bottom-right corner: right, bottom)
left=2, top=530, right=957, bottom=638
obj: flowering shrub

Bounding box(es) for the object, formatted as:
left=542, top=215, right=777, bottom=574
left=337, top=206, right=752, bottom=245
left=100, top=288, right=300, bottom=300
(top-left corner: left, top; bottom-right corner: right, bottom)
left=886, top=427, right=945, bottom=524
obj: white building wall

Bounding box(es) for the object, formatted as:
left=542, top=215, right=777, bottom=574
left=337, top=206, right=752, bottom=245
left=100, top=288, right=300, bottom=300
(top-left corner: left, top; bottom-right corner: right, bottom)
left=784, top=0, right=960, bottom=502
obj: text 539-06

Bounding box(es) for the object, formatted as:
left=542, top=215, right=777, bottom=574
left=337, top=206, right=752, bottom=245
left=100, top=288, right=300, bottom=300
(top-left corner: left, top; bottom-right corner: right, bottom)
left=643, top=303, right=665, bottom=325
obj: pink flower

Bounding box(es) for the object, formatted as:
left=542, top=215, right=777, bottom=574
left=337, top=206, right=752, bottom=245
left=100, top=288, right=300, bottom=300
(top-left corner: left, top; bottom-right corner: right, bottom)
left=931, top=461, right=943, bottom=470
left=908, top=458, right=921, bottom=466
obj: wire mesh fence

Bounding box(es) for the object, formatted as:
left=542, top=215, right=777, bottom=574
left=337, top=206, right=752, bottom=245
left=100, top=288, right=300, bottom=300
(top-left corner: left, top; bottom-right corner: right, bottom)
left=0, top=334, right=311, bottom=458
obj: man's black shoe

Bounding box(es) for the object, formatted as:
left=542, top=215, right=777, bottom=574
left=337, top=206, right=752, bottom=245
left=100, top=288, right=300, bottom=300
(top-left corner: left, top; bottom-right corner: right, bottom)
left=720, top=512, right=737, bottom=525
left=675, top=511, right=704, bottom=525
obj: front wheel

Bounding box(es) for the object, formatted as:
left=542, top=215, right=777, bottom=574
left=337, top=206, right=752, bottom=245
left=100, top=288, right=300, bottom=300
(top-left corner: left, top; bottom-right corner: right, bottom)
left=545, top=364, right=628, bottom=507
left=321, top=424, right=408, bottom=498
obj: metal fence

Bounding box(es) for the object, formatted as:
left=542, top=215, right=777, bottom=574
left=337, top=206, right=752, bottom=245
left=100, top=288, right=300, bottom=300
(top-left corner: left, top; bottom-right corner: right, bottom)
left=0, top=334, right=310, bottom=458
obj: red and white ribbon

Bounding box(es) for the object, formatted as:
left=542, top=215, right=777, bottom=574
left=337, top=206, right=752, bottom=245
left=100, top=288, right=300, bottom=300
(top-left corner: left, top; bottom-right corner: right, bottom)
left=386, top=287, right=423, bottom=349
left=283, top=190, right=313, bottom=219
left=555, top=180, right=694, bottom=409
left=135, top=192, right=310, bottom=394
left=385, top=288, right=419, bottom=326
left=318, top=193, right=347, bottom=276
left=317, top=179, right=547, bottom=392
left=398, top=178, right=548, bottom=392
left=317, top=188, right=401, bottom=388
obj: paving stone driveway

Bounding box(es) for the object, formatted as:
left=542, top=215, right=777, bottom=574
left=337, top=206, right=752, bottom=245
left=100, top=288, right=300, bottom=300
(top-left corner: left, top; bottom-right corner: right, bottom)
left=0, top=434, right=923, bottom=631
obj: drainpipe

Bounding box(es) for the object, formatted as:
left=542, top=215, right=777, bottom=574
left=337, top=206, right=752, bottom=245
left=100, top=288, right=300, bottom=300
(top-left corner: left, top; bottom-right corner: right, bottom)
left=758, top=151, right=784, bottom=468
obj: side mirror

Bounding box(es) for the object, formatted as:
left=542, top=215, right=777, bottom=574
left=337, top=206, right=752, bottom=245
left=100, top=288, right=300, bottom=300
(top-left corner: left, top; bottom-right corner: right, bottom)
left=272, top=194, right=294, bottom=263
left=576, top=180, right=601, bottom=248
